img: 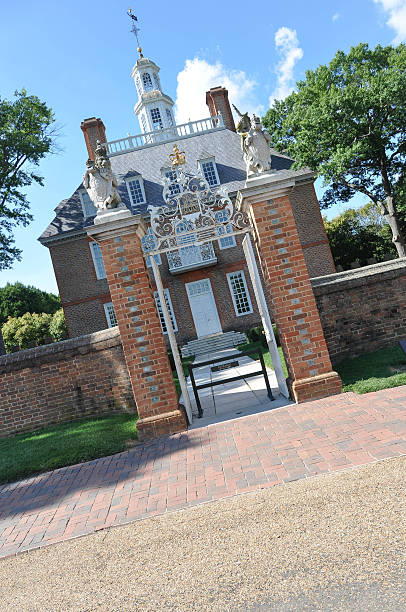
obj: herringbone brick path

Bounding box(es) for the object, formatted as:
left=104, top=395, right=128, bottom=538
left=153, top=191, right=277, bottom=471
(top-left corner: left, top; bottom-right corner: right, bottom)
left=1, top=387, right=405, bottom=559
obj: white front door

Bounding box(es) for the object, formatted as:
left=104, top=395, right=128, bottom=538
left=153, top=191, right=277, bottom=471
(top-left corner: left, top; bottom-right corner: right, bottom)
left=186, top=279, right=222, bottom=338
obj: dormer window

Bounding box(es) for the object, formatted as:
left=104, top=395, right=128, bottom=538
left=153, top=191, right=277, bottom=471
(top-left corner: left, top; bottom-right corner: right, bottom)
left=79, top=190, right=97, bottom=218
left=125, top=176, right=146, bottom=207
left=199, top=159, right=220, bottom=186
left=150, top=107, right=163, bottom=130
left=142, top=72, right=153, bottom=91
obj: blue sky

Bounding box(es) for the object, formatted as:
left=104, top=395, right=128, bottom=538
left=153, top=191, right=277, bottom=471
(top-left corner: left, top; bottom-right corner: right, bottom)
left=0, top=0, right=405, bottom=293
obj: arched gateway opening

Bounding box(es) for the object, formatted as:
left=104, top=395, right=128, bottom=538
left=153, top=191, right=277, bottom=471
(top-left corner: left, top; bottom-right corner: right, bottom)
left=87, top=141, right=341, bottom=440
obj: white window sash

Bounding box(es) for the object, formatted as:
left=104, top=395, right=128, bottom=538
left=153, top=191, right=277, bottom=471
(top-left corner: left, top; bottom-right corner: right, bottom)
left=125, top=177, right=146, bottom=207
left=154, top=289, right=177, bottom=333
left=199, top=158, right=220, bottom=186
left=227, top=270, right=253, bottom=317
left=104, top=302, right=117, bottom=327
left=89, top=242, right=107, bottom=279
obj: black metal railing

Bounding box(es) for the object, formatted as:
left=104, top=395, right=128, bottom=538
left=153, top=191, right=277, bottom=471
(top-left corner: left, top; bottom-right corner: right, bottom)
left=188, top=349, right=274, bottom=418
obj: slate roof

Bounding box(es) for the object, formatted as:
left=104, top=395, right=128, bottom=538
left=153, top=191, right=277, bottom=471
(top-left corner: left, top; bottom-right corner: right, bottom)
left=39, top=127, right=299, bottom=244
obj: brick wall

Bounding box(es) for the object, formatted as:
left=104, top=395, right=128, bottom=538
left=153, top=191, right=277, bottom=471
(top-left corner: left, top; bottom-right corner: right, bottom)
left=154, top=234, right=263, bottom=346
left=49, top=236, right=110, bottom=337
left=290, top=182, right=336, bottom=278
left=312, top=258, right=406, bottom=363
left=0, top=327, right=136, bottom=438
left=47, top=181, right=335, bottom=345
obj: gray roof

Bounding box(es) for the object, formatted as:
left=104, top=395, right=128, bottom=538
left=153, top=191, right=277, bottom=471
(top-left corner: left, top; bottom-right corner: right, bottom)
left=39, top=128, right=298, bottom=243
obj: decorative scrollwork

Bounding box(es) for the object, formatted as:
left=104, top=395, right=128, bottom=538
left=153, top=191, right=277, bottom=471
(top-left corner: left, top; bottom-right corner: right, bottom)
left=147, top=163, right=250, bottom=255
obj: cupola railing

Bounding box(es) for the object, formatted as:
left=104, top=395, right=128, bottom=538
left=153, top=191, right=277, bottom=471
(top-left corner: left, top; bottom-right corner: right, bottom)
left=105, top=115, right=224, bottom=156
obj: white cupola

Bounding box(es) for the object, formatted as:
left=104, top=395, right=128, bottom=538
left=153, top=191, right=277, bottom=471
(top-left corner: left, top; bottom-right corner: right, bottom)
left=131, top=57, right=175, bottom=134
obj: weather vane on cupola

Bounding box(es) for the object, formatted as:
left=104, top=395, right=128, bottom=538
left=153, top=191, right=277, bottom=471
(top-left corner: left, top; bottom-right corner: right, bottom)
left=127, top=7, right=143, bottom=58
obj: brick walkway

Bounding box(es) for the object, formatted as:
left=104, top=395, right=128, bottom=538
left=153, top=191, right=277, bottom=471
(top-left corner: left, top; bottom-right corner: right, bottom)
left=1, top=387, right=406, bottom=559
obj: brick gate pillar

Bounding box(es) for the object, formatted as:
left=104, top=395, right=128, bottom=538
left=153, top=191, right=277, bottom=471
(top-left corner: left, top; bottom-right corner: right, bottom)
left=87, top=210, right=187, bottom=439
left=238, top=173, right=342, bottom=403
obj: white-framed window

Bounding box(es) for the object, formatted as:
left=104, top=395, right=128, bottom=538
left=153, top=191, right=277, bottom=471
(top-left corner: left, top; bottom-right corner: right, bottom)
left=79, top=190, right=97, bottom=218
left=200, top=159, right=220, bottom=186
left=215, top=210, right=236, bottom=250
left=135, top=76, right=142, bottom=96
left=89, top=242, right=107, bottom=279
left=165, top=108, right=174, bottom=127
left=150, top=107, right=163, bottom=130
left=142, top=72, right=153, bottom=91
left=153, top=73, right=160, bottom=90
left=125, top=177, right=146, bottom=207
left=164, top=169, right=181, bottom=196
left=154, top=289, right=177, bottom=333
left=104, top=302, right=117, bottom=327
left=227, top=270, right=253, bottom=316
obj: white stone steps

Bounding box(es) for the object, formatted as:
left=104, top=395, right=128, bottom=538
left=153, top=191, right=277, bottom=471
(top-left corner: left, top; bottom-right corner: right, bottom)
left=181, top=331, right=247, bottom=358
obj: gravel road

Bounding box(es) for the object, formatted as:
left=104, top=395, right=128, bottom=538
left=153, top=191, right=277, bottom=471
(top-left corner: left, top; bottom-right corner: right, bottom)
left=1, top=457, right=405, bottom=611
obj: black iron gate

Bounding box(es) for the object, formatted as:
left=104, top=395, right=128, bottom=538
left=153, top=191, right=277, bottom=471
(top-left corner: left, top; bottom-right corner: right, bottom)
left=188, top=349, right=274, bottom=418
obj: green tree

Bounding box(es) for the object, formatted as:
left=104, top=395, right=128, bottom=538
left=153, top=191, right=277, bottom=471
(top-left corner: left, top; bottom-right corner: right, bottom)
left=0, top=89, right=56, bottom=269
left=263, top=43, right=406, bottom=258
left=0, top=282, right=60, bottom=327
left=2, top=312, right=52, bottom=352
left=49, top=308, right=67, bottom=342
left=323, top=202, right=396, bottom=269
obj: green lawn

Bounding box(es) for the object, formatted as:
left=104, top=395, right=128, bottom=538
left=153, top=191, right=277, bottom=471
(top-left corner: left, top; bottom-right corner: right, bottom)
left=237, top=339, right=289, bottom=377
left=336, top=344, right=406, bottom=394
left=238, top=339, right=406, bottom=395
left=0, top=413, right=138, bottom=484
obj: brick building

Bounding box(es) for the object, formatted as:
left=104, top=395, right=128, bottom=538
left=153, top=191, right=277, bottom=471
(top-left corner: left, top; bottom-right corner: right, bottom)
left=39, top=52, right=335, bottom=354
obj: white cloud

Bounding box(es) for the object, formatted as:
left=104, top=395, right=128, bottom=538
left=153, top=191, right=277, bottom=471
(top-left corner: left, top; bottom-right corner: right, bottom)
left=269, top=27, right=303, bottom=106
left=332, top=13, right=340, bottom=22
left=373, top=0, right=406, bottom=42
left=174, top=58, right=261, bottom=124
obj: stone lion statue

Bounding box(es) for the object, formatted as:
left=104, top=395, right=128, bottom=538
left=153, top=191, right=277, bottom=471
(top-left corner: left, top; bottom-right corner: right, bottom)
left=83, top=142, right=122, bottom=211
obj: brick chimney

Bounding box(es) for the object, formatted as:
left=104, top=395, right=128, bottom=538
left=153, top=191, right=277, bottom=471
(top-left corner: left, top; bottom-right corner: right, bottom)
left=205, top=86, right=236, bottom=132
left=80, top=117, right=107, bottom=160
